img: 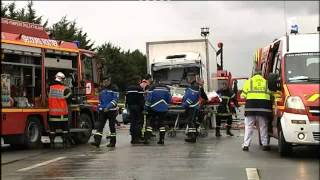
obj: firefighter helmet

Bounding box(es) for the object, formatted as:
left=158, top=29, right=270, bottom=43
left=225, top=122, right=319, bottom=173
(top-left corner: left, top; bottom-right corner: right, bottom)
left=55, top=72, right=65, bottom=82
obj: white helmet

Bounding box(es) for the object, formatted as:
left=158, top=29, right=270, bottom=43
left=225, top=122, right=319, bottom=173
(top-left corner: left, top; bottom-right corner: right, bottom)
left=55, top=72, right=65, bottom=82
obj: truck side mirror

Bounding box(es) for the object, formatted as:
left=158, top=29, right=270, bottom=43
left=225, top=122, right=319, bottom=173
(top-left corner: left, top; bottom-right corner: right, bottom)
left=268, top=73, right=280, bottom=91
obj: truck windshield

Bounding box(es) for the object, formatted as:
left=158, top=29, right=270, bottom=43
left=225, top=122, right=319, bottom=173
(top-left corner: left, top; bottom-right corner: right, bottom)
left=285, top=52, right=320, bottom=83
left=153, top=67, right=200, bottom=87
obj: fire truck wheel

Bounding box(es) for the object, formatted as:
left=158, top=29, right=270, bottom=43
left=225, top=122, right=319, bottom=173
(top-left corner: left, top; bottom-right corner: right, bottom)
left=72, top=113, right=93, bottom=144
left=278, top=128, right=292, bottom=157
left=24, top=118, right=42, bottom=149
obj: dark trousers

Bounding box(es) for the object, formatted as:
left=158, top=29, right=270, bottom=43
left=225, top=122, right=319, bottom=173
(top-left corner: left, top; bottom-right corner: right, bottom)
left=48, top=119, right=70, bottom=146
left=95, top=110, right=118, bottom=136
left=185, top=108, right=199, bottom=133
left=146, top=110, right=167, bottom=129
left=128, top=105, right=143, bottom=138
left=144, top=110, right=167, bottom=141
left=197, top=109, right=206, bottom=128
left=216, top=115, right=233, bottom=128
left=49, top=120, right=69, bottom=133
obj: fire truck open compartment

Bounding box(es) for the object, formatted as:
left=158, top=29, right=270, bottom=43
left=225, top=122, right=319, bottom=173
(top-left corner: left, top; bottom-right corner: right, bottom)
left=2, top=45, right=42, bottom=108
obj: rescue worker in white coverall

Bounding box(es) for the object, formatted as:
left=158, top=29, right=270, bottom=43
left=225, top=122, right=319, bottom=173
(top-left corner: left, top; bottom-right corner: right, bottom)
left=241, top=70, right=272, bottom=151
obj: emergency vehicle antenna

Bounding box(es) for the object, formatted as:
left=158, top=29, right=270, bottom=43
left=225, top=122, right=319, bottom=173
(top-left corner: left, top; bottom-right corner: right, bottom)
left=283, top=1, right=289, bottom=52
left=283, top=1, right=288, bottom=36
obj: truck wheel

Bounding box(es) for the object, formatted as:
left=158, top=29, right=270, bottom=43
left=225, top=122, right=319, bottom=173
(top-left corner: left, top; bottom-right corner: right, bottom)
left=278, top=129, right=292, bottom=157
left=72, top=113, right=93, bottom=144
left=24, top=118, right=42, bottom=149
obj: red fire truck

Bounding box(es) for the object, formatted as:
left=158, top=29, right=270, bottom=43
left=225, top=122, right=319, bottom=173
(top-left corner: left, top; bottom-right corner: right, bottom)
left=1, top=18, right=100, bottom=148
left=256, top=30, right=319, bottom=156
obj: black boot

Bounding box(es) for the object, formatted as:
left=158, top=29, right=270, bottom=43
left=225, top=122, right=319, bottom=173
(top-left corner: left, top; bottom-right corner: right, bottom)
left=226, top=126, right=234, bottom=136
left=158, top=132, right=165, bottom=145
left=90, top=134, right=102, bottom=148
left=49, top=133, right=55, bottom=149
left=144, top=131, right=151, bottom=144
left=195, top=122, right=200, bottom=137
left=215, top=127, right=221, bottom=137
left=131, top=134, right=143, bottom=144
left=185, top=133, right=196, bottom=143
left=107, top=136, right=116, bottom=147
left=62, top=134, right=68, bottom=149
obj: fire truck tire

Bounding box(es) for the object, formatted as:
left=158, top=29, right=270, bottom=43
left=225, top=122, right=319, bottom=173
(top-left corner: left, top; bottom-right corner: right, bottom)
left=24, top=118, right=42, bottom=149
left=72, top=113, right=93, bottom=144
left=278, top=128, right=292, bottom=157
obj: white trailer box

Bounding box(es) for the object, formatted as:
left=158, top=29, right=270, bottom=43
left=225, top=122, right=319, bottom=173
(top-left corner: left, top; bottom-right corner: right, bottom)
left=146, top=39, right=218, bottom=92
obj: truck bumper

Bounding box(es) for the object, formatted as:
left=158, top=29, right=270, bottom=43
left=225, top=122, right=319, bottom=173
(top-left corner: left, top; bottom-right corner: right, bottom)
left=281, top=112, right=320, bottom=145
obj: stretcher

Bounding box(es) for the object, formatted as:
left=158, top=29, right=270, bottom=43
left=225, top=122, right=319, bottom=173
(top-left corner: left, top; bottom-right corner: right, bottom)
left=166, top=104, right=218, bottom=137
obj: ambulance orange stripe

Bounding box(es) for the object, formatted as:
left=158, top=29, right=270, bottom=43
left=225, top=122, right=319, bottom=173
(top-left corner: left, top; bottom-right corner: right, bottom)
left=283, top=84, right=290, bottom=97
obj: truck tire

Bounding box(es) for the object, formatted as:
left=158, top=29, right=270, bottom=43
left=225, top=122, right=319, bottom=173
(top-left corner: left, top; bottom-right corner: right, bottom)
left=278, top=128, right=292, bottom=157
left=24, top=118, right=42, bottom=149
left=72, top=113, right=93, bottom=144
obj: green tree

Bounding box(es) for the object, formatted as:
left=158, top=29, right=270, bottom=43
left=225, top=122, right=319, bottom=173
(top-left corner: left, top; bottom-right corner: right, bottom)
left=1, top=1, right=48, bottom=28
left=49, top=16, right=95, bottom=50
left=1, top=3, right=9, bottom=17
left=96, top=42, right=147, bottom=94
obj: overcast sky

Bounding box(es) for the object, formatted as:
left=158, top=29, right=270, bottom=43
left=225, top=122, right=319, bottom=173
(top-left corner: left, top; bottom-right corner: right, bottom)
left=4, top=1, right=319, bottom=77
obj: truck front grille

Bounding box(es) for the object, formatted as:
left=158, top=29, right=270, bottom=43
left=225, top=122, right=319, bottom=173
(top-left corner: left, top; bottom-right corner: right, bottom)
left=313, top=132, right=320, bottom=141
left=309, top=106, right=320, bottom=116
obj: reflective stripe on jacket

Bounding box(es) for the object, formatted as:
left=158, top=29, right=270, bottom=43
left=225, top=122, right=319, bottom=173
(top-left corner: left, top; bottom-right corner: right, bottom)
left=98, top=84, right=119, bottom=111
left=145, top=84, right=171, bottom=112
left=241, top=74, right=272, bottom=116
left=48, top=84, right=68, bottom=116
left=217, top=89, right=237, bottom=116
left=182, top=83, right=200, bottom=109
left=241, top=74, right=271, bottom=100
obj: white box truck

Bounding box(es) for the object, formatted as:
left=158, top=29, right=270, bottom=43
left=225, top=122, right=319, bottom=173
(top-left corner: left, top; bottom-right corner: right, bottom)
left=146, top=39, right=219, bottom=128
left=146, top=39, right=218, bottom=93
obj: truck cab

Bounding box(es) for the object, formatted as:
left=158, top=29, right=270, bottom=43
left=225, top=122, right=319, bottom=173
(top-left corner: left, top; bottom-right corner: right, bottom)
left=151, top=52, right=203, bottom=104
left=262, top=32, right=319, bottom=156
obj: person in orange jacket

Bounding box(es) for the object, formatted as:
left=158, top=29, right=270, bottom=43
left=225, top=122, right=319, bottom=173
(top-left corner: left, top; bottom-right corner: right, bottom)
left=48, top=72, right=72, bottom=148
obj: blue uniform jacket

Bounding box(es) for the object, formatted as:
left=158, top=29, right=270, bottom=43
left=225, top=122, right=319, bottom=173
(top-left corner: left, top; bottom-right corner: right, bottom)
left=145, top=84, right=171, bottom=112
left=182, top=82, right=200, bottom=109
left=98, top=84, right=119, bottom=111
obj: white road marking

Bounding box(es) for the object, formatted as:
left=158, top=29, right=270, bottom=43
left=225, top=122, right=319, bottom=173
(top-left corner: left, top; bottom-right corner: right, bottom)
left=17, top=156, right=66, bottom=172
left=246, top=168, right=260, bottom=180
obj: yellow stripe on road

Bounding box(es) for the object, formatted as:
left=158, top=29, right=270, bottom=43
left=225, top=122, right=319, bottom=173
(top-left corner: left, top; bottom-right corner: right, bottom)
left=17, top=157, right=66, bottom=172
left=246, top=168, right=260, bottom=180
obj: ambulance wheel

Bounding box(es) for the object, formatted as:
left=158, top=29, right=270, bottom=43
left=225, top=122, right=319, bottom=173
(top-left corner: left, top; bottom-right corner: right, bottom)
left=73, top=113, right=93, bottom=144
left=278, top=129, right=292, bottom=157
left=24, top=118, right=42, bottom=149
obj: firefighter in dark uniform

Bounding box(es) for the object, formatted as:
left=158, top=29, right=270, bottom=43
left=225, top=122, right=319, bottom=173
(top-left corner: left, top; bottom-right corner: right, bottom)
left=91, top=75, right=119, bottom=148
left=216, top=81, right=239, bottom=137
left=125, top=75, right=145, bottom=144
left=196, top=79, right=209, bottom=136
left=144, top=81, right=171, bottom=145
left=182, top=74, right=201, bottom=143
left=48, top=72, right=72, bottom=148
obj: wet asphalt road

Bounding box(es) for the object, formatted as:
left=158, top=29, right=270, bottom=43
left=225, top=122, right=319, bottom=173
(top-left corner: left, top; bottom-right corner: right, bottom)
left=1, top=127, right=319, bottom=180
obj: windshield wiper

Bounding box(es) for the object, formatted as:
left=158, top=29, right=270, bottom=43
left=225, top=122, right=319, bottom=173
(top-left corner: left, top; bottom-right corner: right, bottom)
left=289, top=76, right=320, bottom=82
